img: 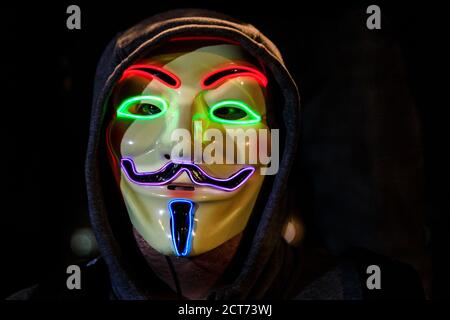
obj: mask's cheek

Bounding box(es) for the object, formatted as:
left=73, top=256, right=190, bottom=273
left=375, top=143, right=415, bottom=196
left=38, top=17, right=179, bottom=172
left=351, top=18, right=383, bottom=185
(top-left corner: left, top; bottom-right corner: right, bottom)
left=197, top=123, right=271, bottom=175
left=115, top=117, right=164, bottom=164
left=228, top=123, right=272, bottom=167
left=199, top=80, right=270, bottom=169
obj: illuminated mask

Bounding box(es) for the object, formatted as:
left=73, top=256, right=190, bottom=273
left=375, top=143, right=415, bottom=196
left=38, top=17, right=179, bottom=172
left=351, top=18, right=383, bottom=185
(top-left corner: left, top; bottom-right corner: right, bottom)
left=106, top=39, right=273, bottom=257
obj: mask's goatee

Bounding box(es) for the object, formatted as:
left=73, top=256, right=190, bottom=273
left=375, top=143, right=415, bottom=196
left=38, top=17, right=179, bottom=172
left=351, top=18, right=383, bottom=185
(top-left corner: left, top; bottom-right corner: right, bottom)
left=168, top=199, right=195, bottom=256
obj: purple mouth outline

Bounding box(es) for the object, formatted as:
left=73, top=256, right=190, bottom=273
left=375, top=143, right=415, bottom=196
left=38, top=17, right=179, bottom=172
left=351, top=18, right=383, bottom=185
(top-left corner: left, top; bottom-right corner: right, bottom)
left=120, top=157, right=255, bottom=192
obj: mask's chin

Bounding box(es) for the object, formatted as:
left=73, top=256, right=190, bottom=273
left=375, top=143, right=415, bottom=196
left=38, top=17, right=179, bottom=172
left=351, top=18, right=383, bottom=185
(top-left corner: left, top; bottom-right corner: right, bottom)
left=120, top=166, right=265, bottom=257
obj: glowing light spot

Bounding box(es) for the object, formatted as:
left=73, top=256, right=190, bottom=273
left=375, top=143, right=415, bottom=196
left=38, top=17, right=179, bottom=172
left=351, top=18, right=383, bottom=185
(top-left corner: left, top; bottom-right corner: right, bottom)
left=70, top=228, right=97, bottom=257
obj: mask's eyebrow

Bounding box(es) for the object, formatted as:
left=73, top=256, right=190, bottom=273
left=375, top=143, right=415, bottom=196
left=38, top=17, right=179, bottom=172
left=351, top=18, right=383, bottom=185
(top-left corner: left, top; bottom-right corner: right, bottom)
left=120, top=64, right=181, bottom=89
left=201, top=65, right=268, bottom=90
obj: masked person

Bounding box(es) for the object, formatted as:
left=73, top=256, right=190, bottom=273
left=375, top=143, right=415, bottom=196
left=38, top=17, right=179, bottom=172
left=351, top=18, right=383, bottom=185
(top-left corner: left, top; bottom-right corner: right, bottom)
left=8, top=9, right=425, bottom=300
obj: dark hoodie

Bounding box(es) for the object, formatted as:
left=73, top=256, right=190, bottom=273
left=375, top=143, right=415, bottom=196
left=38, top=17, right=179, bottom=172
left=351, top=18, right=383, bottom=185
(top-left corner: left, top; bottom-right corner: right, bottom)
left=86, top=8, right=301, bottom=300
left=8, top=9, right=425, bottom=300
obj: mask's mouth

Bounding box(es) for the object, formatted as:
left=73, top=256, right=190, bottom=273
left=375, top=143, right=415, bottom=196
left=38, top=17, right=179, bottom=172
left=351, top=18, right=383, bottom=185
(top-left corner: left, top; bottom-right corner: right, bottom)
left=121, top=158, right=255, bottom=191
left=167, top=184, right=195, bottom=191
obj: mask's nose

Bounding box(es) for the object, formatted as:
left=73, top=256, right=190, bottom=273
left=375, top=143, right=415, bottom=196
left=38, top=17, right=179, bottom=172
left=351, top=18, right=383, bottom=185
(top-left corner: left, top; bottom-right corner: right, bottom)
left=159, top=89, right=204, bottom=163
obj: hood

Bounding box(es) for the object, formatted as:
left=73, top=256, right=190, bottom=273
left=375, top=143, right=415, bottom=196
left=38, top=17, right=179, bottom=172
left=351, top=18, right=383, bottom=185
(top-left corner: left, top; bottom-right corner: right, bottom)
left=85, top=9, right=300, bottom=300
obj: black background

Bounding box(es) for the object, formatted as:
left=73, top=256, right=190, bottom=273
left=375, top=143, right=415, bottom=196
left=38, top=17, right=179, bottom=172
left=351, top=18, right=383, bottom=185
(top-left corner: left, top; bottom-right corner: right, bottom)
left=2, top=1, right=448, bottom=299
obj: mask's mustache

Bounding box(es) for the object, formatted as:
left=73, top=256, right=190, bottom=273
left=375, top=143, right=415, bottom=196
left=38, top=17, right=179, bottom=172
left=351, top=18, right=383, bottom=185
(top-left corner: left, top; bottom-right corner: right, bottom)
left=121, top=158, right=255, bottom=192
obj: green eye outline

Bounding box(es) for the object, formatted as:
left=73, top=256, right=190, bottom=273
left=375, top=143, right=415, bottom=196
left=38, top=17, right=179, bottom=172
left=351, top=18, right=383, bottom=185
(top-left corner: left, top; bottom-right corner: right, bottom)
left=209, top=100, right=262, bottom=125
left=117, top=95, right=168, bottom=120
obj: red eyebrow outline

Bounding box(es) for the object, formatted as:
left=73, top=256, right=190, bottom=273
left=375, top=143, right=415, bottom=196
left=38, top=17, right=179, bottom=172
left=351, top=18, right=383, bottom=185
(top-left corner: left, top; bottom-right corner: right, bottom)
left=201, top=65, right=268, bottom=90
left=120, top=64, right=181, bottom=89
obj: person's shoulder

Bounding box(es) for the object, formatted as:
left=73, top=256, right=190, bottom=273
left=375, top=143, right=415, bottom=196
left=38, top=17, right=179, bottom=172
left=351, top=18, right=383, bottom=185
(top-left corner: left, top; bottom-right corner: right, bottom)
left=343, top=247, right=425, bottom=299
left=6, top=284, right=39, bottom=300
left=294, top=247, right=425, bottom=300
left=6, top=257, right=112, bottom=300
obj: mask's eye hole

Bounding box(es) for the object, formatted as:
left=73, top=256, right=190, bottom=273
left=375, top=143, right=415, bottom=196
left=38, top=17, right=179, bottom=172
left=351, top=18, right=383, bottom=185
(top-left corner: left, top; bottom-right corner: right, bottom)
left=134, top=103, right=161, bottom=115
left=209, top=100, right=261, bottom=125
left=213, top=106, right=247, bottom=120
left=117, top=95, right=168, bottom=120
